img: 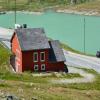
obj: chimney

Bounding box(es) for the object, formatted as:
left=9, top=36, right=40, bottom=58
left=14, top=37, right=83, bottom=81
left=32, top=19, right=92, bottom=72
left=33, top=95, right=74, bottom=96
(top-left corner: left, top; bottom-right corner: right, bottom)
left=23, top=24, right=27, bottom=28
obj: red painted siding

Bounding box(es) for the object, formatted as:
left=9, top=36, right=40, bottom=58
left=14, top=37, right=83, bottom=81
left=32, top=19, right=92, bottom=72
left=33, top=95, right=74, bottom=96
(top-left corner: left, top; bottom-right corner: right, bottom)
left=47, top=62, right=64, bottom=72
left=22, top=49, right=64, bottom=72
left=22, top=49, right=49, bottom=72
left=11, top=33, right=22, bottom=73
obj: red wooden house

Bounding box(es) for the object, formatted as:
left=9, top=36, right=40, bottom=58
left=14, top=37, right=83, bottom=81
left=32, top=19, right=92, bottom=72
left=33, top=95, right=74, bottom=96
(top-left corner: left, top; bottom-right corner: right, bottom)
left=10, top=28, right=66, bottom=73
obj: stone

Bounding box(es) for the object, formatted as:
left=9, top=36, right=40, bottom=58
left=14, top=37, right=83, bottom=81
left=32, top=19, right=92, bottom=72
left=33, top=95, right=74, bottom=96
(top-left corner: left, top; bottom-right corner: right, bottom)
left=31, top=97, right=38, bottom=100
left=7, top=95, right=13, bottom=100
left=6, top=95, right=20, bottom=100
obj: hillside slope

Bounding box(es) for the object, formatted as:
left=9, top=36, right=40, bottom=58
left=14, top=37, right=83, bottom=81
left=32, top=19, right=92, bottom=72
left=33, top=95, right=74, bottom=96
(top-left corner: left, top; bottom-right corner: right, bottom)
left=0, top=0, right=100, bottom=12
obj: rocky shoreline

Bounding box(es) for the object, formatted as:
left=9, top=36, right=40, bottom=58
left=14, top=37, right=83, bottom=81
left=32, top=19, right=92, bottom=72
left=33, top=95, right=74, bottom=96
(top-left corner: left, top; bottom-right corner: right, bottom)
left=56, top=9, right=100, bottom=16
left=2, top=11, right=43, bottom=15
left=1, top=9, right=100, bottom=16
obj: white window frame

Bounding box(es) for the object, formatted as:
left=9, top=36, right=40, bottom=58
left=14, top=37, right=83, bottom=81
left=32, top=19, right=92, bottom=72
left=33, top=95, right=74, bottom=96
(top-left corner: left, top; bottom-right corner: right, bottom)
left=33, top=52, right=38, bottom=62
left=34, top=64, right=38, bottom=71
left=40, top=52, right=45, bottom=62
left=41, top=64, right=45, bottom=71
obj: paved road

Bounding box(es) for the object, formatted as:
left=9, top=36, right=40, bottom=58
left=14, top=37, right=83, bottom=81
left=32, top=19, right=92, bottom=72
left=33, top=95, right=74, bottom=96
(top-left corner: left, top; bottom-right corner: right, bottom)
left=63, top=50, right=100, bottom=73
left=0, top=27, right=14, bottom=38
left=0, top=27, right=13, bottom=49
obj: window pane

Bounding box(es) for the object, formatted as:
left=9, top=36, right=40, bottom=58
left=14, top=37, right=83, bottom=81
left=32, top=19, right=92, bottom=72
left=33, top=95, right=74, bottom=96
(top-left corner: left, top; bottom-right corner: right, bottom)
left=41, top=64, right=45, bottom=70
left=33, top=52, right=38, bottom=62
left=41, top=52, right=45, bottom=61
left=34, top=65, right=38, bottom=71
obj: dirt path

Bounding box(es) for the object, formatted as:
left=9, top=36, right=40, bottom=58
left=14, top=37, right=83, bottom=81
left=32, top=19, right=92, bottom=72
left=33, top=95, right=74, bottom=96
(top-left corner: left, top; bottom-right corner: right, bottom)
left=51, top=66, right=95, bottom=84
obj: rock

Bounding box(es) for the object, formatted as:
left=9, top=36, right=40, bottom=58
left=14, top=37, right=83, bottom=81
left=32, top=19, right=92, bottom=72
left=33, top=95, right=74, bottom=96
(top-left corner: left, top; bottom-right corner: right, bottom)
left=0, top=12, right=6, bottom=15
left=31, top=97, right=38, bottom=100
left=6, top=95, right=13, bottom=100
left=6, top=95, right=20, bottom=100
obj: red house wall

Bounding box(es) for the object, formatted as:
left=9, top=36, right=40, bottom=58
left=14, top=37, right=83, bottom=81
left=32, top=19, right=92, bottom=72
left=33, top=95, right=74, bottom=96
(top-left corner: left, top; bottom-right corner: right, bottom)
left=22, top=49, right=64, bottom=72
left=11, top=33, right=22, bottom=73
left=47, top=62, right=64, bottom=72
left=22, top=49, right=49, bottom=72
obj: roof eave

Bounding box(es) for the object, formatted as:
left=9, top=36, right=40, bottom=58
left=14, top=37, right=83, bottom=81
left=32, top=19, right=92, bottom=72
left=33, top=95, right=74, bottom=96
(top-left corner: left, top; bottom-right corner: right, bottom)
left=21, top=47, right=50, bottom=52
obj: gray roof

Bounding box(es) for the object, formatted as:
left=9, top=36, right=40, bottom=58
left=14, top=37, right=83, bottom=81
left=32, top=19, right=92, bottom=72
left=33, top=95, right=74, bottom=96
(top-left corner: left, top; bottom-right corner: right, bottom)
left=49, top=40, right=66, bottom=62
left=15, top=28, right=50, bottom=51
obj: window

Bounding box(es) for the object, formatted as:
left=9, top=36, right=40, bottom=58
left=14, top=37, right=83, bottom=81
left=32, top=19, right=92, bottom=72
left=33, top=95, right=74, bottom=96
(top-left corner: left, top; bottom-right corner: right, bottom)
left=40, top=52, right=45, bottom=62
left=33, top=52, right=38, bottom=62
left=34, top=64, right=38, bottom=71
left=41, top=64, right=45, bottom=71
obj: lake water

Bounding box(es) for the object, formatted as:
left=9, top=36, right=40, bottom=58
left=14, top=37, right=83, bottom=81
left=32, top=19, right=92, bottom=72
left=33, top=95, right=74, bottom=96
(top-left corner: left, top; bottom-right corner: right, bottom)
left=0, top=11, right=100, bottom=55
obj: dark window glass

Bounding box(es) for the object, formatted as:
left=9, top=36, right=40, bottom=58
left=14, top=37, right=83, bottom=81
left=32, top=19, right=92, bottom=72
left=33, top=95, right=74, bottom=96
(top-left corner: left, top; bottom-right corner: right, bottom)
left=41, top=52, right=45, bottom=61
left=33, top=52, right=38, bottom=62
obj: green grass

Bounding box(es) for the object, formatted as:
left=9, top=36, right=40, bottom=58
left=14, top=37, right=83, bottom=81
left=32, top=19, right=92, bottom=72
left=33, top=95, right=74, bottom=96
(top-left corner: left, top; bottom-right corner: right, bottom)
left=0, top=0, right=66, bottom=11
left=0, top=71, right=82, bottom=84
left=0, top=43, right=10, bottom=65
left=56, top=0, right=100, bottom=14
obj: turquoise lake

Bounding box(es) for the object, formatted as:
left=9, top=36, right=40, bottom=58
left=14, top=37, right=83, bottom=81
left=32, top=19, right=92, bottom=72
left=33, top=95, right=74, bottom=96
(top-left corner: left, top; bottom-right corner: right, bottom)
left=0, top=11, right=100, bottom=55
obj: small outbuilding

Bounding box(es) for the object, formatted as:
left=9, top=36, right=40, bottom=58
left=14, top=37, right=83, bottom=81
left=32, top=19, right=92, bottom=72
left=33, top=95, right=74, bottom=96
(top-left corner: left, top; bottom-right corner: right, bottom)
left=10, top=28, right=67, bottom=73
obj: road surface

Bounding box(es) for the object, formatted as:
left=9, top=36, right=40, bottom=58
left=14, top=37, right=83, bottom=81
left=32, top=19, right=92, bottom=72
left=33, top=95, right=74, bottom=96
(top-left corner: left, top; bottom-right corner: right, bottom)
left=63, top=50, right=100, bottom=73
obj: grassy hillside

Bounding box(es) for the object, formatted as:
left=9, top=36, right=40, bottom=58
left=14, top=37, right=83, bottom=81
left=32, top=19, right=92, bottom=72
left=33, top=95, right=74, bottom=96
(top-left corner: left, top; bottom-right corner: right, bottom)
left=0, top=0, right=100, bottom=12
left=0, top=43, right=100, bottom=100
left=64, top=0, right=100, bottom=12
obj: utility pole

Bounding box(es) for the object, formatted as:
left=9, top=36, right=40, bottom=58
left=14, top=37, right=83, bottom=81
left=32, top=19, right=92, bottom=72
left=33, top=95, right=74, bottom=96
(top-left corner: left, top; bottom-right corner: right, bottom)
left=15, top=0, right=16, bottom=24
left=84, top=17, right=86, bottom=54
left=6, top=0, right=9, bottom=11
